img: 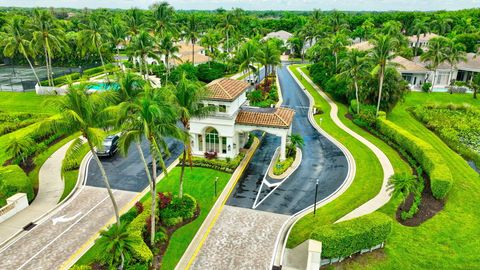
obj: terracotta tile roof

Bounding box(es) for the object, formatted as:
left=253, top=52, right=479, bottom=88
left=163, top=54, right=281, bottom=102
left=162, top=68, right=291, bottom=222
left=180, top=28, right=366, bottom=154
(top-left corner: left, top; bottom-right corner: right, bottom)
left=205, top=78, right=251, bottom=101
left=392, top=56, right=429, bottom=73
left=235, top=107, right=295, bottom=129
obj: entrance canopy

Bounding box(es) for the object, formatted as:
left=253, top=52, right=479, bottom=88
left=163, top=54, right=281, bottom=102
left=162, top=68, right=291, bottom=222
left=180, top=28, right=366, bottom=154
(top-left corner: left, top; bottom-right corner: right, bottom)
left=235, top=107, right=295, bottom=129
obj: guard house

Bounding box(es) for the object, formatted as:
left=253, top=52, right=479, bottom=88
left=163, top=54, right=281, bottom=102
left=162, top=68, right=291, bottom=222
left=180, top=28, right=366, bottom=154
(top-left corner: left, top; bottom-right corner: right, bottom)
left=190, top=78, right=295, bottom=160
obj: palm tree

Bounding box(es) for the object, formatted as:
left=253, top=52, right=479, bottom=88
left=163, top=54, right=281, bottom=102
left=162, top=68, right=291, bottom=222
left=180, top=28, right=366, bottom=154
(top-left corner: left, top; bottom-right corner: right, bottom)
left=125, top=8, right=143, bottom=35
left=287, top=133, right=304, bottom=157
left=151, top=1, right=176, bottom=37
left=338, top=49, right=369, bottom=114
left=42, top=84, right=121, bottom=225
left=411, top=18, right=430, bottom=56
left=326, top=33, right=349, bottom=73
left=31, top=9, right=66, bottom=86
left=237, top=41, right=259, bottom=82
left=200, top=29, right=221, bottom=61
left=96, top=223, right=138, bottom=269
left=2, top=16, right=42, bottom=87
left=421, top=37, right=448, bottom=90
left=328, top=10, right=349, bottom=33
left=157, top=33, right=180, bottom=83
left=172, top=73, right=214, bottom=198
left=444, top=41, right=467, bottom=85
left=431, top=16, right=453, bottom=36
left=78, top=16, right=109, bottom=77
left=183, top=14, right=200, bottom=65
left=106, top=20, right=128, bottom=66
left=287, top=36, right=305, bottom=62
left=128, top=31, right=157, bottom=79
left=116, top=84, right=179, bottom=246
left=468, top=73, right=480, bottom=99
left=5, top=137, right=34, bottom=165
left=257, top=41, right=281, bottom=91
left=370, top=34, right=398, bottom=115
left=219, top=12, right=237, bottom=55
left=388, top=173, right=419, bottom=204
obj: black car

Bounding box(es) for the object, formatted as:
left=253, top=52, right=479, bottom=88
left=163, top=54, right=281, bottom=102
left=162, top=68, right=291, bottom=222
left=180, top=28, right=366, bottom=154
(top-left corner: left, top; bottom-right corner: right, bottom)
left=96, top=135, right=119, bottom=157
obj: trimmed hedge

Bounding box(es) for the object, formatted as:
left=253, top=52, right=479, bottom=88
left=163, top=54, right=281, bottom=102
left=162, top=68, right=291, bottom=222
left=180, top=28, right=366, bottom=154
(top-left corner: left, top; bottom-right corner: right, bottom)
left=0, top=165, right=34, bottom=206
left=40, top=64, right=118, bottom=86
left=376, top=112, right=453, bottom=199
left=127, top=199, right=153, bottom=264
left=190, top=153, right=245, bottom=173
left=310, top=212, right=392, bottom=258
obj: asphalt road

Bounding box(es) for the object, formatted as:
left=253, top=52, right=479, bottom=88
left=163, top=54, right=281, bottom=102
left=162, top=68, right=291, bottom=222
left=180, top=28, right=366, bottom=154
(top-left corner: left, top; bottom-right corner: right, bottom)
left=226, top=64, right=349, bottom=215
left=86, top=138, right=183, bottom=192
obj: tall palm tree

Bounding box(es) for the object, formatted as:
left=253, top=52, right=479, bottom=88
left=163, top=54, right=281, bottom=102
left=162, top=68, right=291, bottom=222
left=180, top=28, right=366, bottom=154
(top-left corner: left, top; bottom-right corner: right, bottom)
left=5, top=137, right=34, bottom=165
left=431, top=16, right=453, bottom=36
left=219, top=12, right=237, bottom=55
left=151, top=1, right=176, bottom=37
left=444, top=41, right=467, bottom=85
left=370, top=34, right=398, bottom=115
left=125, top=8, right=143, bottom=36
left=106, top=19, right=128, bottom=66
left=31, top=9, right=65, bottom=86
left=96, top=223, right=138, bottom=270
left=183, top=14, right=200, bottom=65
left=287, top=36, right=305, bottom=62
left=237, top=41, right=259, bottom=82
left=388, top=173, right=419, bottom=204
left=43, top=84, right=121, bottom=225
left=421, top=37, right=448, bottom=90
left=326, top=33, right=349, bottom=73
left=2, top=16, right=42, bottom=87
left=117, top=84, right=179, bottom=246
left=157, top=33, right=180, bottom=83
left=200, top=29, right=221, bottom=61
left=338, top=49, right=369, bottom=114
left=78, top=16, right=109, bottom=76
left=172, top=73, right=214, bottom=198
left=287, top=133, right=304, bottom=157
left=128, top=31, right=157, bottom=79
left=257, top=40, right=281, bottom=91
left=411, top=18, right=430, bottom=56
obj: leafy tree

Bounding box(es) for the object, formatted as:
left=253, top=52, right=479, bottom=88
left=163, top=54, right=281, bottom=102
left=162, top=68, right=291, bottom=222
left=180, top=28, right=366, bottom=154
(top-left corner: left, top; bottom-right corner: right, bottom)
left=128, top=31, right=157, bottom=78
left=236, top=41, right=259, bottom=82
left=5, top=137, right=34, bottom=165
left=369, top=34, right=398, bottom=115
left=256, top=40, right=281, bottom=91
left=42, top=84, right=121, bottom=225
left=421, top=37, right=448, bottom=89
left=338, top=49, right=369, bottom=114
left=444, top=40, right=467, bottom=85
left=157, top=33, right=180, bottom=83
left=287, top=36, right=305, bottom=62
left=96, top=223, right=138, bottom=269
left=78, top=15, right=110, bottom=77
left=388, top=173, right=419, bottom=204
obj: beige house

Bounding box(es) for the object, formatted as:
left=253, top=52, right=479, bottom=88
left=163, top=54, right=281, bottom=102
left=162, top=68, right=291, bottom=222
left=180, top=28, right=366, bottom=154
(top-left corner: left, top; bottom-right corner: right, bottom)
left=407, top=33, right=439, bottom=50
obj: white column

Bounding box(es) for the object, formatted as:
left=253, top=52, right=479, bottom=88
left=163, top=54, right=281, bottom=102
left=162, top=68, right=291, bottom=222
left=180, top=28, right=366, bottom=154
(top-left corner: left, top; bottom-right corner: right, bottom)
left=280, top=134, right=287, bottom=161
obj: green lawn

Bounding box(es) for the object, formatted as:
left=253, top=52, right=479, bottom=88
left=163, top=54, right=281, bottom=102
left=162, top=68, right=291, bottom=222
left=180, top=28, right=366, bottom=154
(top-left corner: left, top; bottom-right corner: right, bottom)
left=77, top=167, right=231, bottom=269
left=0, top=92, right=58, bottom=114
left=286, top=65, right=410, bottom=248
left=334, top=92, right=480, bottom=270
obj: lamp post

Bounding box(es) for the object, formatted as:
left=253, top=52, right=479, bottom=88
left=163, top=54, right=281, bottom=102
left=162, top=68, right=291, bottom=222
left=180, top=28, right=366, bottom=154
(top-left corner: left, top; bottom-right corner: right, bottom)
left=314, top=178, right=319, bottom=216
left=214, top=176, right=218, bottom=197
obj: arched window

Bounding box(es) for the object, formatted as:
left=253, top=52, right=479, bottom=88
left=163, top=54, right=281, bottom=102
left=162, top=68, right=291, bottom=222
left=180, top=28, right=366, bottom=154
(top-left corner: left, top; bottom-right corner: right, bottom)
left=205, top=127, right=220, bottom=152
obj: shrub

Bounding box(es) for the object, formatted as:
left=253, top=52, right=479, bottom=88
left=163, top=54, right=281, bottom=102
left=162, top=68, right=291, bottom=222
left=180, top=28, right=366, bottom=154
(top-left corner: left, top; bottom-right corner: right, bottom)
left=244, top=134, right=254, bottom=149
left=159, top=194, right=197, bottom=227
left=70, top=265, right=92, bottom=270
left=376, top=115, right=453, bottom=199
left=422, top=82, right=432, bottom=92
left=195, top=62, right=227, bottom=82
left=135, top=201, right=144, bottom=214
left=158, top=192, right=172, bottom=209
left=0, top=165, right=34, bottom=205
left=273, top=157, right=294, bottom=175
left=154, top=230, right=168, bottom=244
left=120, top=209, right=138, bottom=225
left=127, top=200, right=153, bottom=263
left=191, top=153, right=244, bottom=173
left=310, top=212, right=392, bottom=258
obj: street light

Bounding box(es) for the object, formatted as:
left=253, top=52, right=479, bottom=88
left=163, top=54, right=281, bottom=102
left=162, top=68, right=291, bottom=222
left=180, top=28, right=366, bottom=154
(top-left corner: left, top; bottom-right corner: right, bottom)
left=314, top=178, right=319, bottom=216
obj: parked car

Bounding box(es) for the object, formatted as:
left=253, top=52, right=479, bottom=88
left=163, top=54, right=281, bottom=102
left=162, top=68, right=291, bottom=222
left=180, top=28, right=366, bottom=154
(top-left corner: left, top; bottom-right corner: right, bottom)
left=96, top=135, right=119, bottom=157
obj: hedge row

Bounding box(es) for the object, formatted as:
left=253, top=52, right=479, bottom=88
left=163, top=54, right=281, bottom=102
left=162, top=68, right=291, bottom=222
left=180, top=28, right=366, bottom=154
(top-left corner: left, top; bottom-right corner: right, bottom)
left=0, top=165, right=34, bottom=206
left=310, top=212, right=392, bottom=258
left=40, top=64, right=118, bottom=86
left=127, top=199, right=153, bottom=263
left=190, top=153, right=245, bottom=173
left=376, top=112, right=453, bottom=199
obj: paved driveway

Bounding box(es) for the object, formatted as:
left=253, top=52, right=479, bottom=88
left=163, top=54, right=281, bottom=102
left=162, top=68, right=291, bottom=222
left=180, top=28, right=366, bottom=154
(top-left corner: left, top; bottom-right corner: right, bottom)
left=227, top=65, right=349, bottom=215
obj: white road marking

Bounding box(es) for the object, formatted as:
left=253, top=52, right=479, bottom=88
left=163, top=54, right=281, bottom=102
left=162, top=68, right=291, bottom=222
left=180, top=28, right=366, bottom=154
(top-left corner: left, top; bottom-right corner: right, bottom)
left=16, top=191, right=116, bottom=270
left=52, top=212, right=82, bottom=225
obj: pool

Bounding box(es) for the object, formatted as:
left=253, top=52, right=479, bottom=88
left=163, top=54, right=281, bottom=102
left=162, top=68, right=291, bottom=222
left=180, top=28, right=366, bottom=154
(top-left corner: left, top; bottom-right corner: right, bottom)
left=88, top=82, right=119, bottom=91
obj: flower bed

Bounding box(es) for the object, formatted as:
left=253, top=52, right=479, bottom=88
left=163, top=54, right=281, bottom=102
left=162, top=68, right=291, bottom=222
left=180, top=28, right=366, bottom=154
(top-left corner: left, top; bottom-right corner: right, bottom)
left=191, top=153, right=245, bottom=173
left=247, top=75, right=279, bottom=108
left=412, top=104, right=480, bottom=168
left=273, top=157, right=294, bottom=176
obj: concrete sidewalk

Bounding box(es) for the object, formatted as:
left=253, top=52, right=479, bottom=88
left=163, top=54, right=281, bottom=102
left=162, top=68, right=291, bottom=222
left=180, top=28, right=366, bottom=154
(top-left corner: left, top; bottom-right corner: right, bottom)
left=0, top=140, right=73, bottom=246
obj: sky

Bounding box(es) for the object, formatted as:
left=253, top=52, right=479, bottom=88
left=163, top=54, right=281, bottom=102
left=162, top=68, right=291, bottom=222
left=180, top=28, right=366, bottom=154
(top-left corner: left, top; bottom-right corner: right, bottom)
left=1, top=0, right=480, bottom=11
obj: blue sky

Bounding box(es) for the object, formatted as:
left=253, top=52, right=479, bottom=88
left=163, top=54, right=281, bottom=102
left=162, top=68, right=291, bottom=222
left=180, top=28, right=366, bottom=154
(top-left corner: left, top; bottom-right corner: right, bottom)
left=2, top=0, right=480, bottom=11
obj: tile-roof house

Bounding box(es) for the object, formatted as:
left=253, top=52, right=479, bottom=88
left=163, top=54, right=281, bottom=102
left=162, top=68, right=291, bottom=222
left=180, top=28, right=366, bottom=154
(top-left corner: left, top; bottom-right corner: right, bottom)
left=189, top=78, right=294, bottom=160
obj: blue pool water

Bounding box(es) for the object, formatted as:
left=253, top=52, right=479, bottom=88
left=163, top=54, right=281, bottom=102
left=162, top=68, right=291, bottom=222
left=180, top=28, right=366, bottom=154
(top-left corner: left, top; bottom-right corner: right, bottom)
left=88, top=82, right=119, bottom=91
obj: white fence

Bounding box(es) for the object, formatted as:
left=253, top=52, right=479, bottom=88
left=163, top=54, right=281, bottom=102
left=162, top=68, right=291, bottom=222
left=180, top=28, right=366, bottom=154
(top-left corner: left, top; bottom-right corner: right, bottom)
left=0, top=193, right=29, bottom=223
left=35, top=84, right=67, bottom=95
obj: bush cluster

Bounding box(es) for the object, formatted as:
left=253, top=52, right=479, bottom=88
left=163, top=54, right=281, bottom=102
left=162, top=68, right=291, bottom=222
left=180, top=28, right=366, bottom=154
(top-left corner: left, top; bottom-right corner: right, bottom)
left=376, top=113, right=453, bottom=199
left=310, top=212, right=392, bottom=258
left=127, top=199, right=154, bottom=264
left=0, top=165, right=34, bottom=206
left=159, top=194, right=197, bottom=227
left=196, top=62, right=227, bottom=83
left=273, top=157, right=294, bottom=176
left=248, top=76, right=279, bottom=108
left=190, top=153, right=245, bottom=173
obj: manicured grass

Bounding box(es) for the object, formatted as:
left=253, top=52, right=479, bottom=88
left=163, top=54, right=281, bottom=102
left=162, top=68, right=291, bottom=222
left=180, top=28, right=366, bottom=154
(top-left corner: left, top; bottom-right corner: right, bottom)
left=60, top=143, right=90, bottom=202
left=0, top=92, right=58, bottom=114
left=77, top=167, right=231, bottom=269
left=336, top=92, right=480, bottom=270
left=286, top=65, right=410, bottom=248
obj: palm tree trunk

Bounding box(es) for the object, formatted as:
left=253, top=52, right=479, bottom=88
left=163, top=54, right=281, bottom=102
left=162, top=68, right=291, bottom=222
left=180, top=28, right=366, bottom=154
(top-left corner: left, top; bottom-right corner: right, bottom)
left=448, top=65, right=454, bottom=86
left=192, top=42, right=195, bottom=64
left=264, top=65, right=268, bottom=92
left=376, top=67, right=385, bottom=116
left=23, top=53, right=41, bottom=88
left=415, top=35, right=420, bottom=56
left=431, top=70, right=436, bottom=92
left=165, top=54, right=169, bottom=84
left=226, top=32, right=229, bottom=55
left=44, top=44, right=52, bottom=86
left=88, top=141, right=120, bottom=226
left=45, top=38, right=54, bottom=86
left=354, top=79, right=360, bottom=114
left=179, top=149, right=187, bottom=199
left=135, top=143, right=156, bottom=246
left=119, top=251, right=125, bottom=270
